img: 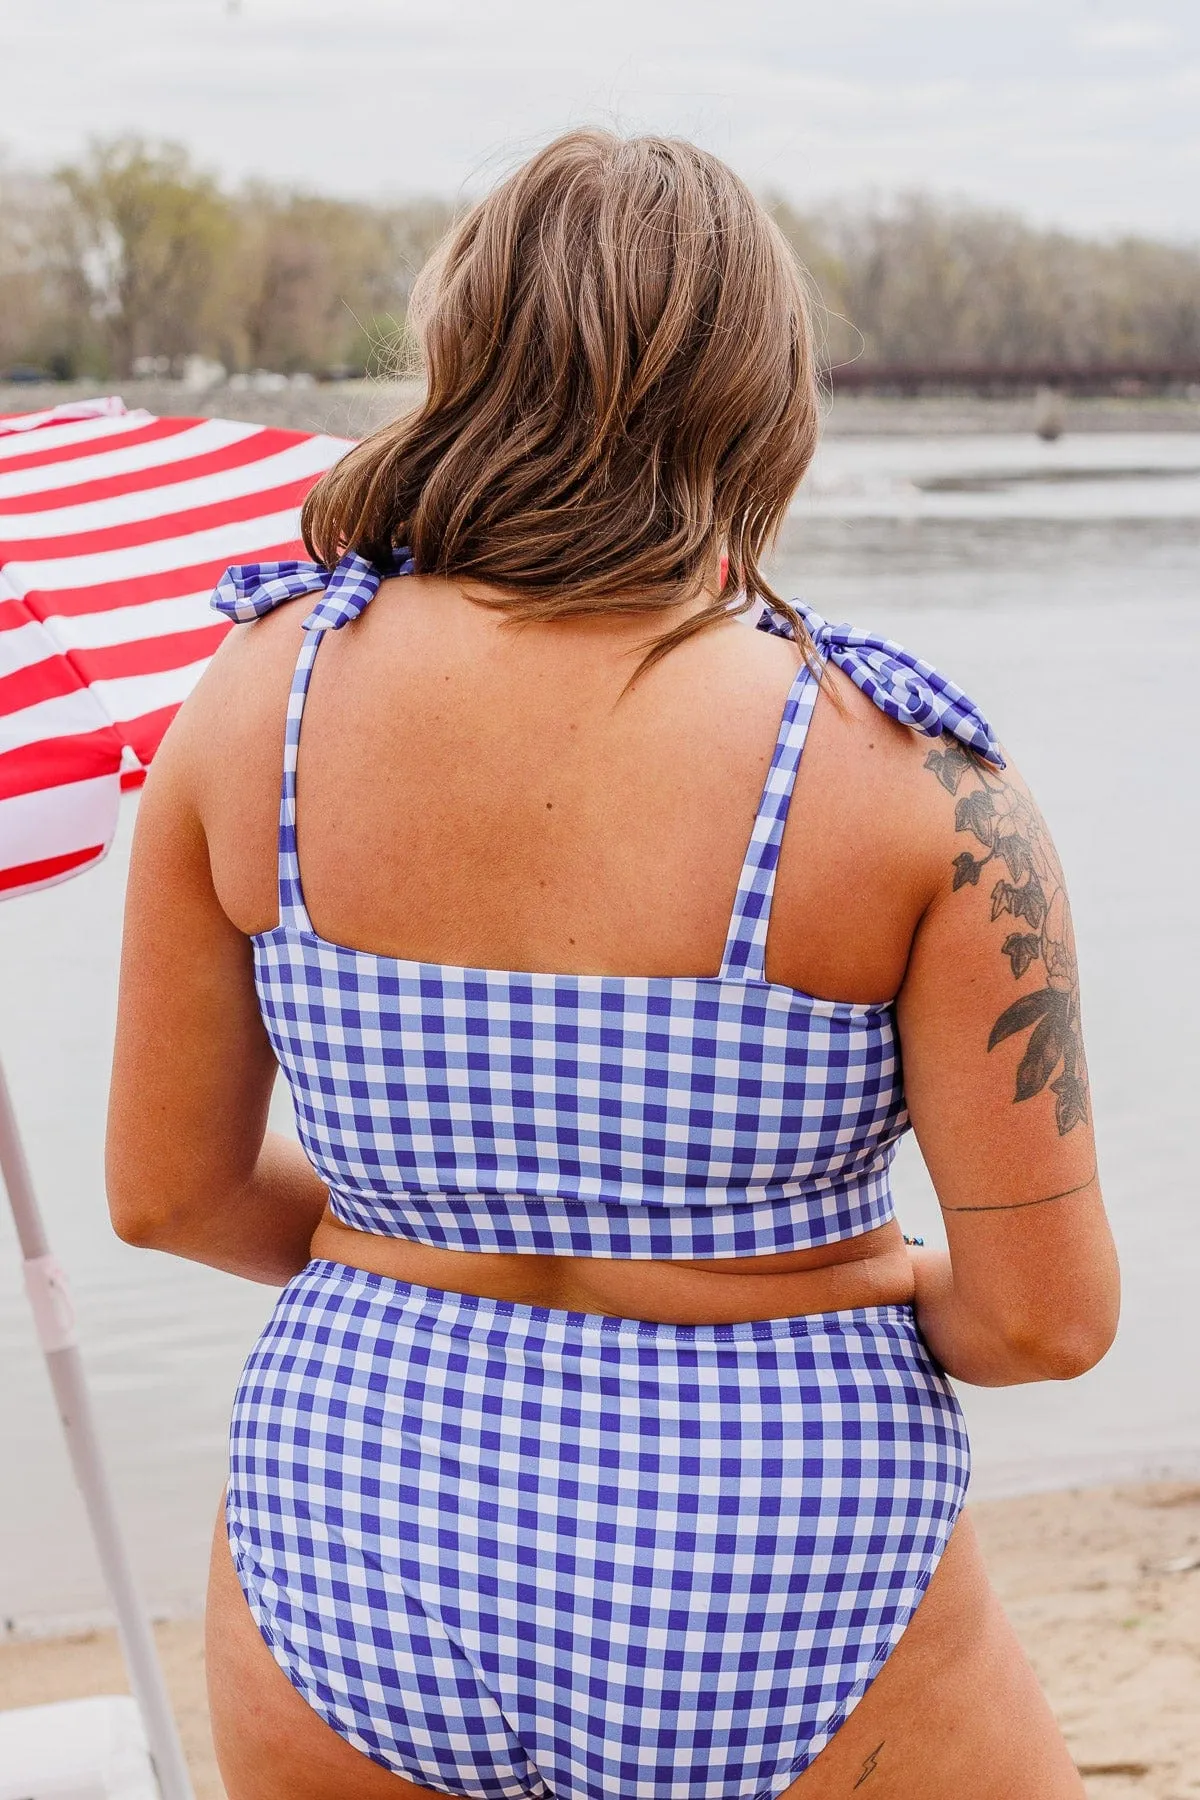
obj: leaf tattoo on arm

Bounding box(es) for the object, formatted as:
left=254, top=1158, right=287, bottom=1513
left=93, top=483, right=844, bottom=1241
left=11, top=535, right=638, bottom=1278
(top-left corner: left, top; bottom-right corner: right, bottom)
left=925, top=743, right=1089, bottom=1135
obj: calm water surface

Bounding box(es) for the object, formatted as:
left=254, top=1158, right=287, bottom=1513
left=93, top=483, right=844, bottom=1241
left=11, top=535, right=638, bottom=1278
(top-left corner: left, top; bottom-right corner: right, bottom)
left=1, top=432, right=1197, bottom=1628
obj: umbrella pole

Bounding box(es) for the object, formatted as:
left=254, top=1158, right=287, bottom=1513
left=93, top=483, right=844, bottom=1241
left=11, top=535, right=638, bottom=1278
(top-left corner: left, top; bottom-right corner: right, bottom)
left=0, top=1057, right=195, bottom=1800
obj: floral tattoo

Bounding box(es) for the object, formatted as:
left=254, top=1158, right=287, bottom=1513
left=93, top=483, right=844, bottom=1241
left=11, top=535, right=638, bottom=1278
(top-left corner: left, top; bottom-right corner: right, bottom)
left=925, top=741, right=1089, bottom=1136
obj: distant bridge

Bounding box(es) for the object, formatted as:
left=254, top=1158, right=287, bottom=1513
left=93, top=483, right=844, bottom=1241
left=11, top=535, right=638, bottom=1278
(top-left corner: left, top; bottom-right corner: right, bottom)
left=827, top=363, right=1200, bottom=397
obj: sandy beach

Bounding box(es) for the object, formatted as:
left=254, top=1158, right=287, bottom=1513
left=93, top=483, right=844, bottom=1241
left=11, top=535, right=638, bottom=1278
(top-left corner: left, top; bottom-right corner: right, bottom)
left=1, top=1482, right=1196, bottom=1799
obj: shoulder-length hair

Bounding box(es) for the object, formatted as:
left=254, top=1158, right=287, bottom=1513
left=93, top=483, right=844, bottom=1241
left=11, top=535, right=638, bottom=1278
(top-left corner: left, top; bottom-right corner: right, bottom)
left=302, top=130, right=822, bottom=676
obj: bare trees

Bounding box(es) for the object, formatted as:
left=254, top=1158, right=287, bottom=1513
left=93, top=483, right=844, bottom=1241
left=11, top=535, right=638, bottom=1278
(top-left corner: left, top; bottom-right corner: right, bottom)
left=233, top=189, right=450, bottom=374
left=58, top=139, right=235, bottom=376
left=0, top=155, right=83, bottom=375
left=0, top=138, right=1196, bottom=383
left=0, top=137, right=454, bottom=382
left=770, top=194, right=1200, bottom=375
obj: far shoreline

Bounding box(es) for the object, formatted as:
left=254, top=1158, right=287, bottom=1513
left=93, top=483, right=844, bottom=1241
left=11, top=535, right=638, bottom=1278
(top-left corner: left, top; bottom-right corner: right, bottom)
left=4, top=377, right=1199, bottom=441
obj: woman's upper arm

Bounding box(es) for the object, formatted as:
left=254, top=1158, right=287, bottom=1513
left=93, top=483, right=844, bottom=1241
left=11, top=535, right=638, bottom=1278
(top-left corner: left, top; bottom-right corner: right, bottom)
left=897, top=740, right=1119, bottom=1357
left=106, top=659, right=278, bottom=1243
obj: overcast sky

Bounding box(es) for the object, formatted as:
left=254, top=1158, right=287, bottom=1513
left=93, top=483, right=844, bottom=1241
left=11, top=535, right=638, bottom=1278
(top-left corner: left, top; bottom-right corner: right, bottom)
left=3, top=0, right=1198, bottom=236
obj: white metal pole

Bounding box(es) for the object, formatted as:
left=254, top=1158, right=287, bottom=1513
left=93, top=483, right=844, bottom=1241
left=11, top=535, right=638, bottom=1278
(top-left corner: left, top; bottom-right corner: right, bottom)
left=0, top=1057, right=195, bottom=1800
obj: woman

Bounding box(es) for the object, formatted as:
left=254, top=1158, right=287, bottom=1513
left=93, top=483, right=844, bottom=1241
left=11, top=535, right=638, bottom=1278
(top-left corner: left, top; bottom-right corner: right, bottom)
left=107, top=132, right=1119, bottom=1800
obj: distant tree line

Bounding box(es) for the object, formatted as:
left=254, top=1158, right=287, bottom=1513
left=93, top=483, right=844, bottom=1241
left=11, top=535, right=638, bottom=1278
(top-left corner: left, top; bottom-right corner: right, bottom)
left=0, top=139, right=452, bottom=381
left=1, top=137, right=1197, bottom=383
left=774, top=195, right=1200, bottom=379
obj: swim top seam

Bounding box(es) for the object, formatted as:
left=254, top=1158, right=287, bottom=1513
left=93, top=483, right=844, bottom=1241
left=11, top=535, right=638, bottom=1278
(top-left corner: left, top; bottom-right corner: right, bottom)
left=249, top=922, right=895, bottom=1016
left=319, top=1164, right=898, bottom=1210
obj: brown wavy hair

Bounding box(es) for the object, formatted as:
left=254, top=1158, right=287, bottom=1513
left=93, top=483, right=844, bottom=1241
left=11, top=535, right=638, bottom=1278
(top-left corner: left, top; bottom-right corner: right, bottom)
left=302, top=130, right=822, bottom=676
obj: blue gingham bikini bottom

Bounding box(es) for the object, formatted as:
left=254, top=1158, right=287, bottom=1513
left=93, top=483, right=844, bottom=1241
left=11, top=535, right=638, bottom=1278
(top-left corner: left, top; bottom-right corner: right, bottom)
left=226, top=1260, right=970, bottom=1800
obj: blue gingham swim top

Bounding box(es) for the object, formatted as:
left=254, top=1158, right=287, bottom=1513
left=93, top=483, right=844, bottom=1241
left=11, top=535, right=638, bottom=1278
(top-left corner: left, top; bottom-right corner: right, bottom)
left=213, top=552, right=1001, bottom=1261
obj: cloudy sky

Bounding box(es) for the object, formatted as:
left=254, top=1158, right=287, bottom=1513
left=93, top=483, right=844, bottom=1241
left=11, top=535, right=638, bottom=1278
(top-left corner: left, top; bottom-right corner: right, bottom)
left=3, top=0, right=1198, bottom=235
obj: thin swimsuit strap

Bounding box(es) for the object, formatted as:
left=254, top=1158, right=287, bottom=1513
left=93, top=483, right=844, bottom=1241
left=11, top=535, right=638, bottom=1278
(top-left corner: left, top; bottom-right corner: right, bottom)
left=210, top=562, right=1005, bottom=946
left=213, top=548, right=412, bottom=931
left=719, top=597, right=1007, bottom=979
left=717, top=596, right=1008, bottom=982
left=718, top=656, right=821, bottom=983
left=755, top=598, right=1004, bottom=765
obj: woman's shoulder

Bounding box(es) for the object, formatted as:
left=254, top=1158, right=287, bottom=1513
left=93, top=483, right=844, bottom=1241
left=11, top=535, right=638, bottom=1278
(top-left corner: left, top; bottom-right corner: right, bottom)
left=188, top=587, right=307, bottom=751
left=752, top=595, right=1008, bottom=877
left=161, top=585, right=309, bottom=876
left=753, top=599, right=1003, bottom=771
left=764, top=603, right=1009, bottom=1001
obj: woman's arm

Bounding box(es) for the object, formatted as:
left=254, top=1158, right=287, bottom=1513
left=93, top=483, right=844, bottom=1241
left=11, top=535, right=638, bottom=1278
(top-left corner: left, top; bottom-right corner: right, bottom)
left=897, top=740, right=1119, bottom=1387
left=106, top=655, right=328, bottom=1284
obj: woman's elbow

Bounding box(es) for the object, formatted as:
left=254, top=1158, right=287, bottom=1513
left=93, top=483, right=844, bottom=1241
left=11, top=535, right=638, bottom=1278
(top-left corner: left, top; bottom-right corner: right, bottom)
left=108, top=1186, right=176, bottom=1250
left=1000, top=1299, right=1120, bottom=1382
left=107, top=1160, right=200, bottom=1253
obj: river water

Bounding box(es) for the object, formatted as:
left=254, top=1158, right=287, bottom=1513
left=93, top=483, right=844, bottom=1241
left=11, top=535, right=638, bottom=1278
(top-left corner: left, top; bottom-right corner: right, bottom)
left=1, top=430, right=1197, bottom=1630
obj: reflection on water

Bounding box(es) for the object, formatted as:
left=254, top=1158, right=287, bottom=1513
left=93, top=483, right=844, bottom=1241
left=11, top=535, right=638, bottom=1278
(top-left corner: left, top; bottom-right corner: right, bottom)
left=1, top=433, right=1197, bottom=1628
left=778, top=515, right=1200, bottom=608
left=917, top=465, right=1200, bottom=492
left=801, top=432, right=1200, bottom=519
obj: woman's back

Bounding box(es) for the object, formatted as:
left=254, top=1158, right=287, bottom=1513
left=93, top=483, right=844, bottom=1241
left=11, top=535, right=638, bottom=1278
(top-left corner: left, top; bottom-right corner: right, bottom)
left=161, top=534, right=1079, bottom=1337
left=105, top=128, right=1118, bottom=1800
left=201, top=570, right=934, bottom=1006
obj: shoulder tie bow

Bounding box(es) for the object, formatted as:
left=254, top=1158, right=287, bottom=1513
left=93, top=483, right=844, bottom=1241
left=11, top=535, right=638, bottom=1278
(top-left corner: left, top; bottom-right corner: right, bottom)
left=213, top=562, right=1003, bottom=770
left=757, top=600, right=1004, bottom=768
left=212, top=547, right=415, bottom=632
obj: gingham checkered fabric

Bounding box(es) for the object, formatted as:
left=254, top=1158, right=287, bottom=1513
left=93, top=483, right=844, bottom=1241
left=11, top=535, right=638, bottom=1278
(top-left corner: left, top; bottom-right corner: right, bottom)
left=754, top=601, right=1004, bottom=768
left=211, top=553, right=1001, bottom=1258
left=213, top=546, right=415, bottom=628
left=227, top=1263, right=971, bottom=1799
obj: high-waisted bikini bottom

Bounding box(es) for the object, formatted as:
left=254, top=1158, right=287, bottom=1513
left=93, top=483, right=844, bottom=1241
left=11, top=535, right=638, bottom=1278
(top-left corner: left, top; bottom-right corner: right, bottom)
left=226, top=1259, right=970, bottom=1800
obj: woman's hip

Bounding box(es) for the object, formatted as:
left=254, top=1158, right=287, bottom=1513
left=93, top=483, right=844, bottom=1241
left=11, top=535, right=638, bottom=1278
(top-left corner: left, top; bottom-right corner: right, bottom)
left=228, top=1257, right=969, bottom=1532
left=225, top=1259, right=971, bottom=1797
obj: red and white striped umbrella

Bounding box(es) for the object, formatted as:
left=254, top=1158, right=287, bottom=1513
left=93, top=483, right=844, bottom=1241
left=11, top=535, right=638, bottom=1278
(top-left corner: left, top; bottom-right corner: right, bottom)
left=0, top=396, right=349, bottom=898
left=0, top=393, right=353, bottom=1797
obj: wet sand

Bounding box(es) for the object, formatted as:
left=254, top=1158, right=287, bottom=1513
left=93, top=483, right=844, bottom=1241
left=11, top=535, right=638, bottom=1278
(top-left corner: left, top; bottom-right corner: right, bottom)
left=1, top=1482, right=1196, bottom=1800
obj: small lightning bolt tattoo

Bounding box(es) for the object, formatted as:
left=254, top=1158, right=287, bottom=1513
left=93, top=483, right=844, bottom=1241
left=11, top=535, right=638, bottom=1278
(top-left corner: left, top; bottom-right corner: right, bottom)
left=853, top=1742, right=885, bottom=1788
